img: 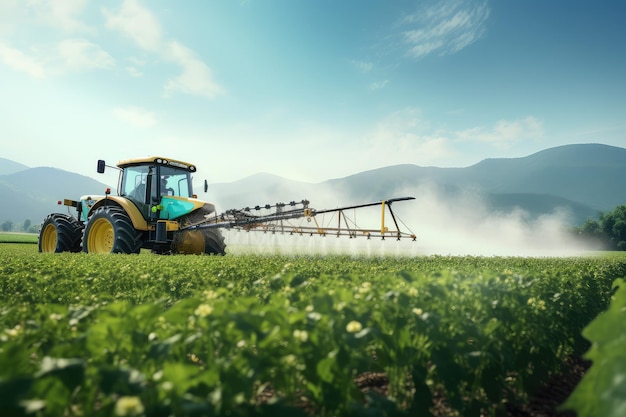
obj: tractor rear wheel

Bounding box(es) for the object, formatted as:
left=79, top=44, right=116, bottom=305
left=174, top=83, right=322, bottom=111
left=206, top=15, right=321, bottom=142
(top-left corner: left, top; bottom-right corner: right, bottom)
left=83, top=206, right=143, bottom=254
left=172, top=228, right=226, bottom=255
left=172, top=203, right=226, bottom=255
left=38, top=213, right=83, bottom=253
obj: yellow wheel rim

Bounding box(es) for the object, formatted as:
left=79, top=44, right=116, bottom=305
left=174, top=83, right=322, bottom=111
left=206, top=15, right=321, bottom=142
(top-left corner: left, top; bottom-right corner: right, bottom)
left=88, top=218, right=115, bottom=253
left=40, top=224, right=57, bottom=252
left=173, top=231, right=205, bottom=254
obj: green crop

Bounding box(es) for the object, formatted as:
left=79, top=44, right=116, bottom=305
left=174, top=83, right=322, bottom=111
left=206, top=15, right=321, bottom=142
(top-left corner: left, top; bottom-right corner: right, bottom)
left=0, top=244, right=624, bottom=416
left=561, top=278, right=626, bottom=417
left=0, top=233, right=38, bottom=244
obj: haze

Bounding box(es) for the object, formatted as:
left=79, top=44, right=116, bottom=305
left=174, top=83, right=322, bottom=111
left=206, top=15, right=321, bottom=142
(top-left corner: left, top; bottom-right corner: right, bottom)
left=223, top=183, right=600, bottom=257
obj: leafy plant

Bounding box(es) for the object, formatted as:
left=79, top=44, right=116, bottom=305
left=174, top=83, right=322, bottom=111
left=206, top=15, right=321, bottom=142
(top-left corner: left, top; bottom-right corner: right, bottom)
left=561, top=278, right=626, bottom=417
left=0, top=244, right=623, bottom=416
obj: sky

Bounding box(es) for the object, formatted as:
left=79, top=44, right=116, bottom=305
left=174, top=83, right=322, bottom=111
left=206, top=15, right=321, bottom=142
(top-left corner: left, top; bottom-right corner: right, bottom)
left=1, top=0, right=625, bottom=185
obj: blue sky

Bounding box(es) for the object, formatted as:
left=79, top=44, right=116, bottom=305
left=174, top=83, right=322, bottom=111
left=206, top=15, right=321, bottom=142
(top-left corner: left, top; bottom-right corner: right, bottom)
left=1, top=0, right=625, bottom=184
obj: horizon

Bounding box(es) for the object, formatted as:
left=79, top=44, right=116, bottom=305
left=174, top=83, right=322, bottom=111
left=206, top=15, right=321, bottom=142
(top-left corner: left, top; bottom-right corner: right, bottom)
left=1, top=141, right=622, bottom=184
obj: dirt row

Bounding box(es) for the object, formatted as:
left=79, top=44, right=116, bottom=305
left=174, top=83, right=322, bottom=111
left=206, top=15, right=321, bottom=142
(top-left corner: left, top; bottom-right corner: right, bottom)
left=353, top=355, right=590, bottom=416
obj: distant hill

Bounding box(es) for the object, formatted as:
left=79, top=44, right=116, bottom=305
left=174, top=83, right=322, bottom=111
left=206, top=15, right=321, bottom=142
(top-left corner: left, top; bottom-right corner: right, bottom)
left=1, top=143, right=624, bottom=228
left=210, top=144, right=626, bottom=226
left=464, top=143, right=626, bottom=211
left=0, top=157, right=29, bottom=175
left=0, top=167, right=110, bottom=227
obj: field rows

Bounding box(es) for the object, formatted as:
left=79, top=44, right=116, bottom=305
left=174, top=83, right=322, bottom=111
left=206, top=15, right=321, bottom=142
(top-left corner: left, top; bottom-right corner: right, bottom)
left=0, top=244, right=624, bottom=416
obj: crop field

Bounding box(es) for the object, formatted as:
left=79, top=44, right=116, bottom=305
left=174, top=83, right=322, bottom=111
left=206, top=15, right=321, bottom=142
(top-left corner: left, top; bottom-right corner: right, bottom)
left=1, top=243, right=625, bottom=416
left=0, top=232, right=38, bottom=244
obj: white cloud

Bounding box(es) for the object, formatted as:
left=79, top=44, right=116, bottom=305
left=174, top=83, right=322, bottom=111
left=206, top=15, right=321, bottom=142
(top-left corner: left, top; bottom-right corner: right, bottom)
left=351, top=59, right=374, bottom=73
left=112, top=106, right=157, bottom=128
left=369, top=80, right=389, bottom=90
left=102, top=0, right=224, bottom=99
left=0, top=1, right=21, bottom=37
left=455, top=116, right=544, bottom=147
left=359, top=109, right=544, bottom=167
left=29, top=0, right=94, bottom=34
left=126, top=66, right=143, bottom=77
left=163, top=41, right=225, bottom=98
left=363, top=108, right=457, bottom=165
left=0, top=2, right=111, bottom=77
left=126, top=56, right=145, bottom=76
left=402, top=0, right=490, bottom=58
left=0, top=43, right=46, bottom=78
left=102, top=0, right=162, bottom=52
left=58, top=39, right=115, bottom=70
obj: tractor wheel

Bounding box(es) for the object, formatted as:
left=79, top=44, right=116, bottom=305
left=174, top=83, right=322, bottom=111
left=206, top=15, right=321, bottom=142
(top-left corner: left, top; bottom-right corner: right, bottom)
left=172, top=203, right=226, bottom=255
left=172, top=228, right=226, bottom=255
left=38, top=213, right=84, bottom=253
left=83, top=206, right=143, bottom=254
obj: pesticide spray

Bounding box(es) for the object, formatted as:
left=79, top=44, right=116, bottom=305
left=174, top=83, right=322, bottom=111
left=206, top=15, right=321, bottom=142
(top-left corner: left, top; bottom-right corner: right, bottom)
left=215, top=183, right=601, bottom=257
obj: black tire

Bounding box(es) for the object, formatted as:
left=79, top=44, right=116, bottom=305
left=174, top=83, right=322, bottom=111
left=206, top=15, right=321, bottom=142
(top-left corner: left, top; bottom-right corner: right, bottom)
left=38, top=213, right=84, bottom=253
left=172, top=203, right=226, bottom=255
left=171, top=228, right=226, bottom=255
left=202, top=228, right=226, bottom=255
left=83, top=206, right=143, bottom=254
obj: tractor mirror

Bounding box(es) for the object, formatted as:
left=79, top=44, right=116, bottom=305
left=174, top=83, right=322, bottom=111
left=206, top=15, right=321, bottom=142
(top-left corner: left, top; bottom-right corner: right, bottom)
left=204, top=179, right=208, bottom=193
left=97, top=160, right=106, bottom=174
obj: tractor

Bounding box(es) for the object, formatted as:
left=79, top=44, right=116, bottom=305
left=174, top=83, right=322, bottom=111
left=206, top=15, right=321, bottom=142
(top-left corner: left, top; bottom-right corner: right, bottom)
left=38, top=156, right=226, bottom=255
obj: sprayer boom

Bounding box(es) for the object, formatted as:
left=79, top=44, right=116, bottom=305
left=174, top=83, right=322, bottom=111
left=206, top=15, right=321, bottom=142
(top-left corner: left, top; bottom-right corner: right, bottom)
left=183, top=197, right=417, bottom=241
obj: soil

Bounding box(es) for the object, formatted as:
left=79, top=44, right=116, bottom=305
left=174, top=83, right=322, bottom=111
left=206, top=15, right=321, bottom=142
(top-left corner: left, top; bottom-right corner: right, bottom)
left=503, top=355, right=590, bottom=417
left=258, top=355, right=590, bottom=416
left=352, top=355, right=590, bottom=416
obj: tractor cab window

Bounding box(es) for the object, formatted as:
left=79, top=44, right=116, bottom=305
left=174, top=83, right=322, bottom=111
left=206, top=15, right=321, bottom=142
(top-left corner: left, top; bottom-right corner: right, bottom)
left=121, top=165, right=155, bottom=202
left=158, top=166, right=192, bottom=198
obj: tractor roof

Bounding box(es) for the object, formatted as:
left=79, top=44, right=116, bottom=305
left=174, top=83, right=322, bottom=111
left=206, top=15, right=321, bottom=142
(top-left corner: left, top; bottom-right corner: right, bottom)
left=117, top=156, right=197, bottom=172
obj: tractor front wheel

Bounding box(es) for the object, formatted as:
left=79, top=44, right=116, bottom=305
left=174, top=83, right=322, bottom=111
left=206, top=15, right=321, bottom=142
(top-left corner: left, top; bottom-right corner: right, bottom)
left=38, top=213, right=83, bottom=253
left=83, top=206, right=142, bottom=254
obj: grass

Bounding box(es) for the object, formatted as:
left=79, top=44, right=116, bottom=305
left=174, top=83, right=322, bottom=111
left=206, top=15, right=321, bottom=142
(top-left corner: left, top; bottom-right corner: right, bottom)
left=0, top=232, right=38, bottom=244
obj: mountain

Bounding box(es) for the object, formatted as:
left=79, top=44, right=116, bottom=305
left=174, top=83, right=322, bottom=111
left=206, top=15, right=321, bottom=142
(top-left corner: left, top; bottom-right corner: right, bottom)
left=210, top=144, right=625, bottom=225
left=1, top=143, right=624, bottom=228
left=0, top=157, right=29, bottom=175
left=465, top=144, right=626, bottom=211
left=0, top=167, right=110, bottom=227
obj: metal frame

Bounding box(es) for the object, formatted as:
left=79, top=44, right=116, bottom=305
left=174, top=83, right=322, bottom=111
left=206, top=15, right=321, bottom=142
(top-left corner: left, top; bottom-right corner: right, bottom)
left=183, top=197, right=417, bottom=241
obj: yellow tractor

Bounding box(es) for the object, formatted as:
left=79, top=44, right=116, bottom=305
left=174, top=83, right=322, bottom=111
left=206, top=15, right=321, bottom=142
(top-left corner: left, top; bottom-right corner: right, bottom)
left=38, top=157, right=226, bottom=255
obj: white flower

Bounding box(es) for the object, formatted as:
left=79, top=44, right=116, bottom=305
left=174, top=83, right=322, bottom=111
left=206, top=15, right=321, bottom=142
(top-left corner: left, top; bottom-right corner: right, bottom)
left=307, top=312, right=322, bottom=321
left=283, top=354, right=297, bottom=366
left=293, top=329, right=309, bottom=343
left=114, top=396, right=144, bottom=416
left=203, top=290, right=218, bottom=300
left=194, top=304, right=214, bottom=317
left=5, top=325, right=21, bottom=337
left=358, top=282, right=371, bottom=293
left=412, top=308, right=423, bottom=316
left=346, top=320, right=363, bottom=333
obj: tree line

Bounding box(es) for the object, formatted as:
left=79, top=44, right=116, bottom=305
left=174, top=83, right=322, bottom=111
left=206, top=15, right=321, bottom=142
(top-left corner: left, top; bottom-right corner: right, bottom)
left=1, top=219, right=40, bottom=233
left=575, top=205, right=626, bottom=250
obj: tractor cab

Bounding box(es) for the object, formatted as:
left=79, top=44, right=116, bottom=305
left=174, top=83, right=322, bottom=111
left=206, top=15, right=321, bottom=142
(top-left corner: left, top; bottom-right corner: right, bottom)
left=98, top=157, right=200, bottom=221
left=118, top=157, right=197, bottom=221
